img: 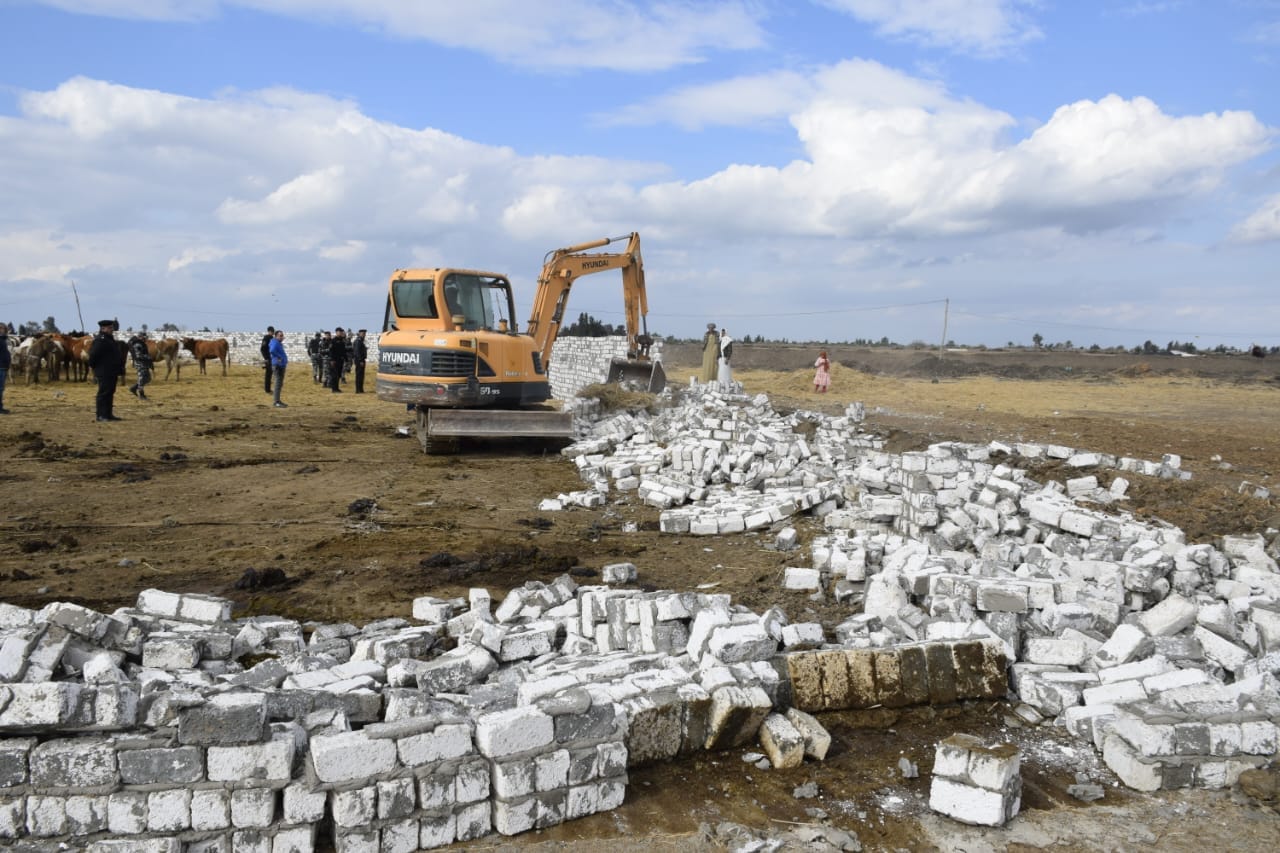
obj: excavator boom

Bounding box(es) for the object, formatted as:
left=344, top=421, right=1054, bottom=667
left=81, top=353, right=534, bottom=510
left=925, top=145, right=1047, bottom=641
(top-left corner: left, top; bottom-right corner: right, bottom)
left=526, top=232, right=663, bottom=394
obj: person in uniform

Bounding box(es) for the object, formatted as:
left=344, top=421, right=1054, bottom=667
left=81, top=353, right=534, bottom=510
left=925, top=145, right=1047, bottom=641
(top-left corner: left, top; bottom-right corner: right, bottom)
left=328, top=327, right=348, bottom=393
left=700, top=322, right=719, bottom=384
left=126, top=330, right=153, bottom=400
left=87, top=319, right=124, bottom=421
left=319, top=331, right=333, bottom=387
left=307, top=332, right=322, bottom=383
left=352, top=329, right=369, bottom=393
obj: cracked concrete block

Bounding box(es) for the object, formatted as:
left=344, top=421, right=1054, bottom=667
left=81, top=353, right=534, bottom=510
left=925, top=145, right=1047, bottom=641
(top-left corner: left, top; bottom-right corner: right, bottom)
left=311, top=729, right=397, bottom=784
left=206, top=732, right=296, bottom=785
left=873, top=649, right=907, bottom=708
left=106, top=790, right=147, bottom=835
left=1194, top=626, right=1250, bottom=674
left=397, top=721, right=473, bottom=767
left=785, top=652, right=824, bottom=711
left=475, top=705, right=555, bottom=759
left=118, top=745, right=204, bottom=785
left=147, top=788, right=192, bottom=832
left=707, top=622, right=776, bottom=664
left=785, top=707, right=831, bottom=760
left=622, top=692, right=682, bottom=766
left=758, top=713, right=805, bottom=769
left=179, top=691, right=267, bottom=745
left=1093, top=624, right=1153, bottom=668
left=704, top=684, right=772, bottom=751
left=230, top=787, right=275, bottom=828
left=31, top=737, right=117, bottom=788
left=1137, top=594, right=1197, bottom=637
left=1102, top=733, right=1162, bottom=792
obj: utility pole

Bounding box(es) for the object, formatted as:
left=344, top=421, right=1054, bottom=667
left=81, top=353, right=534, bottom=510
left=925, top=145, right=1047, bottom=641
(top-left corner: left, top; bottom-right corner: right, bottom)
left=938, top=298, right=949, bottom=357
left=70, top=281, right=86, bottom=332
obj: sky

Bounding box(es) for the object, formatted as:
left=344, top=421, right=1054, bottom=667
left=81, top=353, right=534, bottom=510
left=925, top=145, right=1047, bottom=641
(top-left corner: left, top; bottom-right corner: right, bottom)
left=0, top=1, right=1277, bottom=349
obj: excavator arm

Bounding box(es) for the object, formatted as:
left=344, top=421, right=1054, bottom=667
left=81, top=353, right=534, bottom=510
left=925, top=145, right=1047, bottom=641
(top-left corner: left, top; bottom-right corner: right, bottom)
left=526, top=232, right=654, bottom=370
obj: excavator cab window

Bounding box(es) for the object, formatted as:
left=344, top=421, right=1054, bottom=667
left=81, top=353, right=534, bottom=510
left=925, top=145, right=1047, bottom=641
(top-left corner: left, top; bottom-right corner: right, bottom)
left=391, top=279, right=439, bottom=319
left=442, top=274, right=516, bottom=333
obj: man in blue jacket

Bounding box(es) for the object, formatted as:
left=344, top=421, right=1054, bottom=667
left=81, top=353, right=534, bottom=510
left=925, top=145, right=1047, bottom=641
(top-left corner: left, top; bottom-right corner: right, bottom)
left=269, top=329, right=289, bottom=408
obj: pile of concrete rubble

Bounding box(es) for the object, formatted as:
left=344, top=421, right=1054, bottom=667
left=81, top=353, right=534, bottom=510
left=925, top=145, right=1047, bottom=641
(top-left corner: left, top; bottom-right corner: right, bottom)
left=0, top=379, right=1276, bottom=850
left=558, top=381, right=1280, bottom=795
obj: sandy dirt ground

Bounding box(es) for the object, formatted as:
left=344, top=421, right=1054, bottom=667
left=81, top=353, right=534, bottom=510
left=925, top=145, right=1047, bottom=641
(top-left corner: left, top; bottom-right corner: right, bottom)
left=1, top=342, right=1279, bottom=851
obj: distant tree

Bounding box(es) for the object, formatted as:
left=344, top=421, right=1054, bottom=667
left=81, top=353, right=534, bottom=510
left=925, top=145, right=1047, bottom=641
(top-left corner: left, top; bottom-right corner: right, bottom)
left=42, top=316, right=59, bottom=334
left=560, top=312, right=623, bottom=337
left=1141, top=340, right=1161, bottom=355
left=159, top=322, right=180, bottom=332
left=18, top=320, right=40, bottom=336
left=1032, top=332, right=1043, bottom=348
left=878, top=336, right=890, bottom=346
left=1089, top=343, right=1101, bottom=352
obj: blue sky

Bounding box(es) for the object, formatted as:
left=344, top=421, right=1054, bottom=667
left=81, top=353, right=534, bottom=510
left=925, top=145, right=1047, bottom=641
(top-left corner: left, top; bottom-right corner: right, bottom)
left=1, top=1, right=1277, bottom=349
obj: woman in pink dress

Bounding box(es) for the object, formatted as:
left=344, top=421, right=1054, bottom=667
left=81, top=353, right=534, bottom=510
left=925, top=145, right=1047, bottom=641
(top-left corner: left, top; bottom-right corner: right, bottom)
left=814, top=350, right=830, bottom=392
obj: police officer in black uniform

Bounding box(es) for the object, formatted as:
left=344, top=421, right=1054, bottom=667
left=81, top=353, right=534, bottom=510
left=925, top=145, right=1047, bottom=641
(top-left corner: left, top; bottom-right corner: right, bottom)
left=87, top=319, right=124, bottom=421
left=260, top=325, right=275, bottom=393
left=352, top=329, right=369, bottom=393
left=328, top=327, right=348, bottom=393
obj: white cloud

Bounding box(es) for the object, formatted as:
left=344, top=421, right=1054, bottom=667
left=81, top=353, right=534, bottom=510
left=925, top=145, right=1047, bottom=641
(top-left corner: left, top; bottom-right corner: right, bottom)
left=599, top=70, right=815, bottom=130
left=34, top=0, right=767, bottom=71
left=218, top=165, right=349, bottom=226
left=623, top=62, right=1271, bottom=243
left=168, top=245, right=237, bottom=271
left=817, top=0, right=1042, bottom=56
left=1229, top=194, right=1280, bottom=244
left=0, top=70, right=1274, bottom=344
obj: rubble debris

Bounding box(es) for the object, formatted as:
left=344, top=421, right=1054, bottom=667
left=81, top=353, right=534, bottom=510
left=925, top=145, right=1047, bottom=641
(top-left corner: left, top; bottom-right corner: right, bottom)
left=928, top=734, right=1022, bottom=827
left=561, top=383, right=1280, bottom=799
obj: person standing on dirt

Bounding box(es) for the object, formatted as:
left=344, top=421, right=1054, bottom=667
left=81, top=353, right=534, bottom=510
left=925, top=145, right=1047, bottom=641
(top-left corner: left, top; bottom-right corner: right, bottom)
left=352, top=329, right=369, bottom=393
left=88, top=319, right=124, bottom=422
left=700, top=322, right=719, bottom=384
left=260, top=325, right=275, bottom=394
left=717, top=329, right=734, bottom=389
left=269, top=329, right=289, bottom=408
left=307, top=332, right=323, bottom=383
left=126, top=330, right=153, bottom=400
left=328, top=327, right=348, bottom=393
left=319, top=331, right=332, bottom=387
left=814, top=350, right=831, bottom=393
left=0, top=322, right=11, bottom=414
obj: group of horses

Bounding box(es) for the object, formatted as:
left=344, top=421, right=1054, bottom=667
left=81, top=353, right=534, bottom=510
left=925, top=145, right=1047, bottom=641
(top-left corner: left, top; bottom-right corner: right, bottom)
left=5, top=333, right=230, bottom=385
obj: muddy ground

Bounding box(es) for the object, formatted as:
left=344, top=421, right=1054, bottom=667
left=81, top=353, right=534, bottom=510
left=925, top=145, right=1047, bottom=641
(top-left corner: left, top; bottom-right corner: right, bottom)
left=1, top=343, right=1279, bottom=851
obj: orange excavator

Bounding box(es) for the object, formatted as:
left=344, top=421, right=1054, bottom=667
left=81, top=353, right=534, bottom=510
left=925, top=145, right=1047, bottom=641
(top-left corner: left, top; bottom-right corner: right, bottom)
left=375, top=232, right=664, bottom=452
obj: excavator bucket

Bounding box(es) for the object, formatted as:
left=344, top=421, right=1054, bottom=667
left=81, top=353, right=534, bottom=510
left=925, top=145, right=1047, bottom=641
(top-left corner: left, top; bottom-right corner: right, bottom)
left=605, top=358, right=666, bottom=394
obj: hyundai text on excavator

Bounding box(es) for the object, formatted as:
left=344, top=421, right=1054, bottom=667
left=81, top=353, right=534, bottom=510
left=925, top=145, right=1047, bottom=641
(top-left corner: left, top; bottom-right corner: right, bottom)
left=375, top=232, right=665, bottom=453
